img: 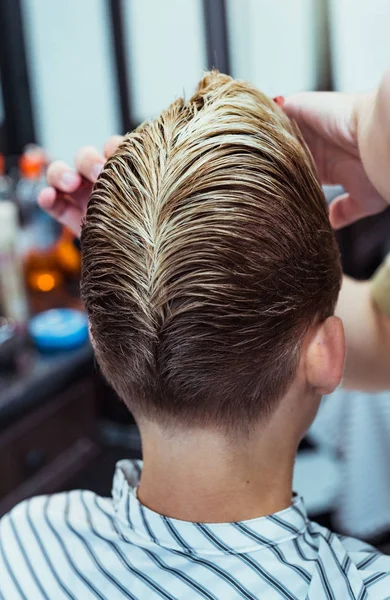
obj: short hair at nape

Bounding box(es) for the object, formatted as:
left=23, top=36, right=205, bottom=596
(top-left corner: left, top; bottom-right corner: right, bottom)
left=81, top=71, right=341, bottom=435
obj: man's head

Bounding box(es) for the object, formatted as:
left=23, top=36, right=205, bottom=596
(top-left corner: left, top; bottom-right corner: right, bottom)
left=81, top=72, right=343, bottom=437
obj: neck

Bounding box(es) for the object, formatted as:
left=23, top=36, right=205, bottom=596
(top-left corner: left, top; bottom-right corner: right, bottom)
left=137, top=416, right=299, bottom=523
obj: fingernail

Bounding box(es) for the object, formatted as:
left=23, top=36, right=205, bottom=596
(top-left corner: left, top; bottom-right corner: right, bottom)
left=273, top=96, right=285, bottom=107
left=92, top=163, right=104, bottom=180
left=61, top=171, right=79, bottom=188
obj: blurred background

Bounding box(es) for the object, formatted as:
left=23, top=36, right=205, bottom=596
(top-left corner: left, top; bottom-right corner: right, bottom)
left=1, top=0, right=390, bottom=550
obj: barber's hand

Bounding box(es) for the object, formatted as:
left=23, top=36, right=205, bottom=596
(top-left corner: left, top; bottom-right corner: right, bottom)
left=284, top=92, right=388, bottom=229
left=38, top=135, right=124, bottom=237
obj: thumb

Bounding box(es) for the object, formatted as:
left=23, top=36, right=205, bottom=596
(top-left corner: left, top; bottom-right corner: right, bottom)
left=284, top=92, right=336, bottom=127
left=329, top=193, right=369, bottom=229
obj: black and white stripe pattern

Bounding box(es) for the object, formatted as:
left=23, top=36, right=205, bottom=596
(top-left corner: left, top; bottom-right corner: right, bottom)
left=1, top=459, right=390, bottom=599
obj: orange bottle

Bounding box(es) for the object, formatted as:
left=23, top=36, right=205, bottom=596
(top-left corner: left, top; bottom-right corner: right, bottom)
left=18, top=154, right=63, bottom=311
left=18, top=151, right=82, bottom=313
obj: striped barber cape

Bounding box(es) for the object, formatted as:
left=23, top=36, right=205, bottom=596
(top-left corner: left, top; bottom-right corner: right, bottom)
left=1, top=459, right=390, bottom=599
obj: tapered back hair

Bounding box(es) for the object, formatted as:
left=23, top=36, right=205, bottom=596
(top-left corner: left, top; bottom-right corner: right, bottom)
left=81, top=72, right=341, bottom=434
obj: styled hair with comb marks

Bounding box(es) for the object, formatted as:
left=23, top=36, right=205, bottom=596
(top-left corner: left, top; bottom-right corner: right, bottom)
left=81, top=72, right=341, bottom=435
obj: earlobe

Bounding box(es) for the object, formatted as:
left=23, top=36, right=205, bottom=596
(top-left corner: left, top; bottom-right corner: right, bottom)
left=305, top=316, right=346, bottom=395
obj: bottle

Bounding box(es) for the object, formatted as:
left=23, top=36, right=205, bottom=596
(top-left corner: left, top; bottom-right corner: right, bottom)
left=16, top=153, right=63, bottom=312
left=16, top=152, right=46, bottom=223
left=16, top=149, right=81, bottom=313
left=56, top=227, right=81, bottom=290
left=0, top=201, right=28, bottom=329
left=0, top=153, right=12, bottom=202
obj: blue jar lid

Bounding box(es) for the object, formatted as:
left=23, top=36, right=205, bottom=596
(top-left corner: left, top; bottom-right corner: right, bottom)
left=29, top=309, right=89, bottom=351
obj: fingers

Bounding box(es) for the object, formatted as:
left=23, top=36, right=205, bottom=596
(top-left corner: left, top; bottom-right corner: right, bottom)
left=284, top=92, right=333, bottom=123
left=40, top=137, right=124, bottom=237
left=103, top=135, right=124, bottom=159
left=74, top=145, right=106, bottom=183
left=37, top=186, right=56, bottom=211
left=329, top=193, right=369, bottom=229
left=46, top=160, right=82, bottom=192
left=71, top=136, right=123, bottom=182
left=46, top=137, right=123, bottom=192
left=284, top=92, right=316, bottom=119
left=37, top=187, right=83, bottom=237
left=285, top=91, right=358, bottom=149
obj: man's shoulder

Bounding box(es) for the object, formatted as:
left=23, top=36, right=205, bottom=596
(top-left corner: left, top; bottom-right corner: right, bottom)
left=308, top=520, right=390, bottom=594
left=1, top=488, right=112, bottom=530
left=340, top=532, right=390, bottom=572
left=1, top=489, right=116, bottom=544
left=0, top=490, right=116, bottom=599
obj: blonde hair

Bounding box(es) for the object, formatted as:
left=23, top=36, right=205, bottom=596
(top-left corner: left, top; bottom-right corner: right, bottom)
left=81, top=71, right=341, bottom=434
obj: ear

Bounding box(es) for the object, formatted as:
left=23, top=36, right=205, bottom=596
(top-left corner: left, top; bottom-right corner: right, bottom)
left=305, top=316, right=345, bottom=395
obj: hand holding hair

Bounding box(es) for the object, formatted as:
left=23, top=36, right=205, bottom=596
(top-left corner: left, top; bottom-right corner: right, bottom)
left=37, top=135, right=124, bottom=237
left=284, top=73, right=390, bottom=230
